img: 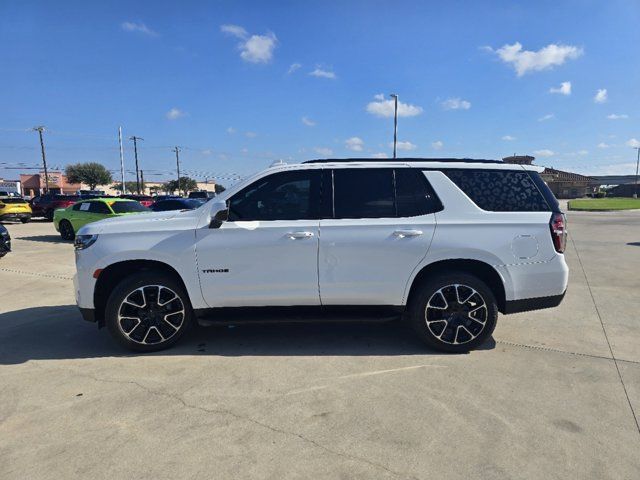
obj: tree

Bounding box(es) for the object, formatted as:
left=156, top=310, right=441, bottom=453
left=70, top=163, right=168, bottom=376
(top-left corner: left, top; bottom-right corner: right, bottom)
left=112, top=181, right=145, bottom=194
left=65, top=162, right=112, bottom=190
left=214, top=184, right=226, bottom=194
left=165, top=176, right=198, bottom=196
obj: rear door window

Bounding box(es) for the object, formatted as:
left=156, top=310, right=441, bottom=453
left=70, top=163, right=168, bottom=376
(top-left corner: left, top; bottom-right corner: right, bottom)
left=443, top=169, right=550, bottom=212
left=333, top=169, right=395, bottom=219
left=88, top=202, right=111, bottom=214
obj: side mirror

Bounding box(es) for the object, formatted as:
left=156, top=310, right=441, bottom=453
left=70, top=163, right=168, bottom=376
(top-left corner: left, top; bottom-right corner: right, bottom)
left=209, top=201, right=229, bottom=229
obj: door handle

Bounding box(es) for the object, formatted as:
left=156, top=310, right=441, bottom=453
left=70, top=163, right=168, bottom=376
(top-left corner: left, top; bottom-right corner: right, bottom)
left=393, top=229, right=423, bottom=238
left=287, top=231, right=314, bottom=239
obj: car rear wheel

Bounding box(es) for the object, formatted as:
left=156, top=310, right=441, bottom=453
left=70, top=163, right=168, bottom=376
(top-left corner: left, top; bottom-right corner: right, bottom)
left=20, top=217, right=30, bottom=224
left=59, top=220, right=75, bottom=240
left=408, top=272, right=498, bottom=353
left=105, top=271, right=193, bottom=352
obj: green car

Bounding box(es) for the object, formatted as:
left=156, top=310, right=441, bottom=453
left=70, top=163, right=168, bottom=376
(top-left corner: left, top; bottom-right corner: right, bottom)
left=54, top=198, right=150, bottom=240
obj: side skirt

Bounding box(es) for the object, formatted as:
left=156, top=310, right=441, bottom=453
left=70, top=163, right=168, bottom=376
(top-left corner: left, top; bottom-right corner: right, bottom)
left=194, top=305, right=405, bottom=327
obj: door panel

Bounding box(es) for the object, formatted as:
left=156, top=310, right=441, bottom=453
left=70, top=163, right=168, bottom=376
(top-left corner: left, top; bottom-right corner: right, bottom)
left=319, top=216, right=435, bottom=305
left=195, top=169, right=323, bottom=308
left=196, top=220, right=320, bottom=307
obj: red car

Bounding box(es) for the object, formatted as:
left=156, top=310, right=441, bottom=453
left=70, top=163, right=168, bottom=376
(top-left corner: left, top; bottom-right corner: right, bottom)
left=119, top=194, right=155, bottom=208
left=30, top=194, right=79, bottom=221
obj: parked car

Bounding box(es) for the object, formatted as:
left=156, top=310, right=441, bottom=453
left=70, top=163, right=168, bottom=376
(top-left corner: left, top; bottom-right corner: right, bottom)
left=73, top=158, right=568, bottom=353
left=54, top=198, right=150, bottom=240
left=30, top=194, right=80, bottom=221
left=0, top=197, right=32, bottom=223
left=119, top=194, right=155, bottom=208
left=150, top=198, right=205, bottom=212
left=0, top=224, right=10, bottom=257
left=152, top=195, right=183, bottom=202
left=188, top=190, right=216, bottom=200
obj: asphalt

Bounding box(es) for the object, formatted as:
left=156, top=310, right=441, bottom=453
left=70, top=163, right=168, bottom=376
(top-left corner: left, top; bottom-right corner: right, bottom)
left=0, top=210, right=639, bottom=479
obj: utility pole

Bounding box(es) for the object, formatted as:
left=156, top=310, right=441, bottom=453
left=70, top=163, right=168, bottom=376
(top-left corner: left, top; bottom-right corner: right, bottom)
left=32, top=126, right=50, bottom=194
left=172, top=146, right=181, bottom=196
left=129, top=136, right=144, bottom=194
left=389, top=94, right=398, bottom=159
left=140, top=170, right=145, bottom=194
left=634, top=147, right=640, bottom=199
left=118, top=127, right=126, bottom=195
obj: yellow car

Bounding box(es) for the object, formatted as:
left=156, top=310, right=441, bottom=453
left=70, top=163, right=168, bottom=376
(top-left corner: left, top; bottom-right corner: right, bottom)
left=0, top=197, right=32, bottom=223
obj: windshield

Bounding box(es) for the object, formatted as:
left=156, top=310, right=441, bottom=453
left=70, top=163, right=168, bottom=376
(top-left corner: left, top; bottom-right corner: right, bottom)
left=109, top=201, right=150, bottom=213
left=0, top=198, right=28, bottom=204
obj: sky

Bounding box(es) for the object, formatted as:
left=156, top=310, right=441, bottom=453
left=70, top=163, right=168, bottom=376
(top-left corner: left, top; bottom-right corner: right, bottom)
left=1, top=0, right=639, bottom=185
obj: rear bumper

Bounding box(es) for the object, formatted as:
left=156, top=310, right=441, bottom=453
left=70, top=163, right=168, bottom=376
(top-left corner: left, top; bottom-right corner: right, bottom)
left=503, top=290, right=566, bottom=314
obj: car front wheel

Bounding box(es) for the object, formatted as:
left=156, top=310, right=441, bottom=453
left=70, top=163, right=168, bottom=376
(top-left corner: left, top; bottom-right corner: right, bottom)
left=105, top=272, right=193, bottom=352
left=59, top=220, right=75, bottom=240
left=409, top=272, right=498, bottom=353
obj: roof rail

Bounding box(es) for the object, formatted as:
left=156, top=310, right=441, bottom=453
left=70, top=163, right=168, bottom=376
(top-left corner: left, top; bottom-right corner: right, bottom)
left=302, top=157, right=504, bottom=164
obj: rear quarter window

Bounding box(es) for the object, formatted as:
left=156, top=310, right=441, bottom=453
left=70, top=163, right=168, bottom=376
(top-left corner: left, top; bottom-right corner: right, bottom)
left=443, top=169, right=550, bottom=212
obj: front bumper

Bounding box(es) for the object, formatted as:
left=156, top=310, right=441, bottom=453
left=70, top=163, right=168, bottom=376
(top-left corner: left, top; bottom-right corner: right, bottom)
left=0, top=213, right=31, bottom=222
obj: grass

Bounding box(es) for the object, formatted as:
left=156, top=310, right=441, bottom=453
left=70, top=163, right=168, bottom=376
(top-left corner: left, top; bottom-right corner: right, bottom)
left=568, top=197, right=640, bottom=211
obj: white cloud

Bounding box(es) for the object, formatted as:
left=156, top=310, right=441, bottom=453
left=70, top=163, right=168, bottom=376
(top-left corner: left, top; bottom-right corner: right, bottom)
left=549, top=81, right=571, bottom=95
left=394, top=141, right=417, bottom=151
left=372, top=152, right=388, bottom=159
left=201, top=149, right=212, bottom=155
left=607, top=113, right=628, bottom=120
left=538, top=113, right=555, bottom=122
left=626, top=138, right=640, bottom=148
left=597, top=142, right=610, bottom=149
left=314, top=147, right=333, bottom=156
left=345, top=137, right=364, bottom=151
left=594, top=88, right=608, bottom=103
left=121, top=21, right=158, bottom=37
left=166, top=108, right=186, bottom=120
left=373, top=93, right=385, bottom=100
left=502, top=135, right=516, bottom=141
left=486, top=42, right=583, bottom=76
left=287, top=63, right=301, bottom=74
left=533, top=149, right=554, bottom=157
left=220, top=24, right=248, bottom=38
left=441, top=97, right=471, bottom=110
left=221, top=24, right=277, bottom=63
left=301, top=116, right=316, bottom=127
left=226, top=127, right=236, bottom=134
left=245, top=131, right=257, bottom=138
left=431, top=140, right=444, bottom=150
left=309, top=67, right=336, bottom=79
left=366, top=95, right=423, bottom=118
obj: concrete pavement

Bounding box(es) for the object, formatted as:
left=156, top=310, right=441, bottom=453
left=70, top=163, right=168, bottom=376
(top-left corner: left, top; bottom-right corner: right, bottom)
left=0, top=212, right=639, bottom=479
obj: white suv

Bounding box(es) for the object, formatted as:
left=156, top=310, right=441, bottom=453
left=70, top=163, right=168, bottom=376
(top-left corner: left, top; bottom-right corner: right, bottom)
left=74, top=159, right=568, bottom=353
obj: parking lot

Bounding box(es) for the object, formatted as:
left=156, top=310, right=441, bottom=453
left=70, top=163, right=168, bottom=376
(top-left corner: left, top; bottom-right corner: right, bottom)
left=1, top=210, right=639, bottom=479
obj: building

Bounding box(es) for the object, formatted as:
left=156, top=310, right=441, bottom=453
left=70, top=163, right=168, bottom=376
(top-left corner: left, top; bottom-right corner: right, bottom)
left=502, top=155, right=599, bottom=199
left=19, top=172, right=82, bottom=197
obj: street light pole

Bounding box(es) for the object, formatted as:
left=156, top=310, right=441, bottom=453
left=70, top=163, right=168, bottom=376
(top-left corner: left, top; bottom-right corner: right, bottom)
left=389, top=94, right=398, bottom=159
left=634, top=147, right=640, bottom=199
left=32, top=126, right=50, bottom=194
left=172, top=146, right=181, bottom=195
left=130, top=136, right=144, bottom=194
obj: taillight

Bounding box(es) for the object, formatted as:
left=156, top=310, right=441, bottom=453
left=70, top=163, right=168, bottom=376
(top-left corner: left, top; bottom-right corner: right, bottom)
left=549, top=212, right=567, bottom=253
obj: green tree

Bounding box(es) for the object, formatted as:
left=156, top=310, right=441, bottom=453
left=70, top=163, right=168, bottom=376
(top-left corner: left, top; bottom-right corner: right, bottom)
left=65, top=162, right=113, bottom=190
left=112, top=181, right=145, bottom=194
left=214, top=184, right=226, bottom=194
left=165, top=177, right=198, bottom=196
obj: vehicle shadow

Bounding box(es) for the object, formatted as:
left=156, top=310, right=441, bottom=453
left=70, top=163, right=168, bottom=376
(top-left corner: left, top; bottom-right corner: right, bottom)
left=627, top=242, right=640, bottom=247
left=0, top=305, right=495, bottom=364
left=15, top=235, right=69, bottom=244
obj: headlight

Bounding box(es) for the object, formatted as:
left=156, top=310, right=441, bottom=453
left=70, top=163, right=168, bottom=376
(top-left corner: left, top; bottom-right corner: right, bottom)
left=74, top=234, right=98, bottom=250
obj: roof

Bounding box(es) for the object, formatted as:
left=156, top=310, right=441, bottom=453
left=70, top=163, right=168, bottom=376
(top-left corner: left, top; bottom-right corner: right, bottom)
left=542, top=167, right=598, bottom=182
left=83, top=197, right=133, bottom=203
left=303, top=157, right=503, bottom=164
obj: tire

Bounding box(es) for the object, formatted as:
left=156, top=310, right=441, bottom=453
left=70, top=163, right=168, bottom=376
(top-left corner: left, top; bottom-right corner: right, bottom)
left=408, top=272, right=498, bottom=353
left=45, top=210, right=54, bottom=222
left=59, top=220, right=75, bottom=240
left=105, top=271, right=193, bottom=352
left=20, top=217, right=30, bottom=224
